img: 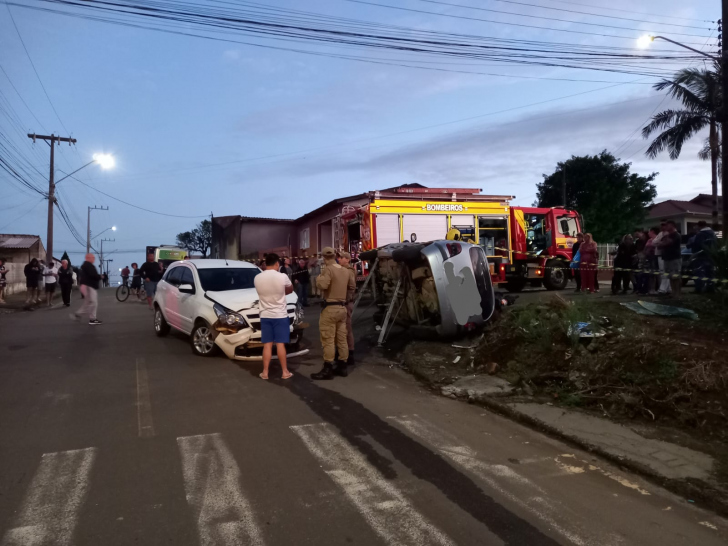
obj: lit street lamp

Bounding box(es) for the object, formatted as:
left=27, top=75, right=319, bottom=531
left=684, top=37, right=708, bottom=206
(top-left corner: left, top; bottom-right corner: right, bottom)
left=56, top=153, right=115, bottom=185
left=94, top=226, right=117, bottom=239
left=637, top=33, right=727, bottom=235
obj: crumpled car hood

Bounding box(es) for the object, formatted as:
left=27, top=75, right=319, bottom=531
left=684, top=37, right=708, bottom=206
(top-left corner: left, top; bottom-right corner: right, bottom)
left=206, top=288, right=297, bottom=312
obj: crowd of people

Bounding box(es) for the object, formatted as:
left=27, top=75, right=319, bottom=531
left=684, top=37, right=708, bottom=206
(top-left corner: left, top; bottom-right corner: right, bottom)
left=570, top=219, right=718, bottom=297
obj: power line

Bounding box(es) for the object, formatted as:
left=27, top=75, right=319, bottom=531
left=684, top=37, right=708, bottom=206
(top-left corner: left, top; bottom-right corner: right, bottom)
left=4, top=2, right=70, bottom=134
left=58, top=170, right=209, bottom=218
left=0, top=197, right=45, bottom=231
left=489, top=0, right=714, bottom=28
left=417, top=0, right=713, bottom=34
left=0, top=63, right=48, bottom=132
left=342, top=0, right=712, bottom=40
left=521, top=0, right=711, bottom=23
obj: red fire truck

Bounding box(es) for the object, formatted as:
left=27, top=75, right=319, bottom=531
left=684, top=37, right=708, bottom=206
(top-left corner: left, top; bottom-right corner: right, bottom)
left=338, top=188, right=582, bottom=291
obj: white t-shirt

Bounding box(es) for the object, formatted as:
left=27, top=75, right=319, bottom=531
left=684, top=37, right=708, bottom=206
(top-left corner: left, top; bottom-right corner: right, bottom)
left=43, top=265, right=58, bottom=284
left=254, top=269, right=292, bottom=319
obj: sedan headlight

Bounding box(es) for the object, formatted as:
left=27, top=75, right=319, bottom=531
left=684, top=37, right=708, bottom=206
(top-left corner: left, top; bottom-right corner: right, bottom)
left=213, top=303, right=248, bottom=328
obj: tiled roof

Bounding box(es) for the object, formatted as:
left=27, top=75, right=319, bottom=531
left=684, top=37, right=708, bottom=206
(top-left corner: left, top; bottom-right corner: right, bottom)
left=648, top=200, right=712, bottom=218
left=0, top=235, right=40, bottom=249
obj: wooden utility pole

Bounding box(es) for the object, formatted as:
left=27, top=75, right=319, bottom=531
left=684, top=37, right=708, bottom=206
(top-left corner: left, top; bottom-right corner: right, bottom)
left=87, top=205, right=109, bottom=253
left=28, top=133, right=77, bottom=263
left=100, top=238, right=114, bottom=274
left=721, top=10, right=727, bottom=236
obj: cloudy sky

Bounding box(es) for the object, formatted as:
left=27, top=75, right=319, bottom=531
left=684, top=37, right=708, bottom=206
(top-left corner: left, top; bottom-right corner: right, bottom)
left=0, top=0, right=717, bottom=266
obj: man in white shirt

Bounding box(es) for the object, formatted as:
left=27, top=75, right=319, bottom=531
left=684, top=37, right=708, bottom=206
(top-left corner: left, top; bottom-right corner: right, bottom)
left=43, top=260, right=59, bottom=307
left=254, top=253, right=294, bottom=380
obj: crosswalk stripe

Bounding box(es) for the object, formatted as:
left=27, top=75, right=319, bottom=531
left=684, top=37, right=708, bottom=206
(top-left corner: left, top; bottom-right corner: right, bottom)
left=177, top=433, right=264, bottom=546
left=1, top=448, right=96, bottom=546
left=290, top=423, right=454, bottom=546
left=388, top=415, right=603, bottom=546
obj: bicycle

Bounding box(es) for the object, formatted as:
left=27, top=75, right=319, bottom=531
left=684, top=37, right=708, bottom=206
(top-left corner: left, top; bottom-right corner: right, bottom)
left=116, top=277, right=146, bottom=302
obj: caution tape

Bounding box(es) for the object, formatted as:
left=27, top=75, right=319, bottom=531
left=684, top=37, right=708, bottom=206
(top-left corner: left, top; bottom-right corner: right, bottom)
left=533, top=263, right=728, bottom=284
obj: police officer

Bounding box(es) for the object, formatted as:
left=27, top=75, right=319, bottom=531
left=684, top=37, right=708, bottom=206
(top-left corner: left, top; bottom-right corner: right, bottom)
left=312, top=247, right=355, bottom=380
left=337, top=251, right=357, bottom=366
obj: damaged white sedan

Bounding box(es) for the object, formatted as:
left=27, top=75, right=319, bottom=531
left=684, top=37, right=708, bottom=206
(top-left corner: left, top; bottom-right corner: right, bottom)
left=153, top=259, right=308, bottom=360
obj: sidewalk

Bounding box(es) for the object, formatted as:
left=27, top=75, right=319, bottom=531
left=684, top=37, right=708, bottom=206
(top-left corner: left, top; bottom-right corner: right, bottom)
left=0, top=286, right=70, bottom=313
left=435, top=374, right=728, bottom=517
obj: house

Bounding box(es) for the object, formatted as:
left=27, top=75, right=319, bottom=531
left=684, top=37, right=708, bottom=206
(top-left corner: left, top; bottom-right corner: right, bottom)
left=212, top=184, right=428, bottom=260
left=644, top=194, right=723, bottom=235
left=0, top=234, right=46, bottom=296
left=0, top=234, right=46, bottom=264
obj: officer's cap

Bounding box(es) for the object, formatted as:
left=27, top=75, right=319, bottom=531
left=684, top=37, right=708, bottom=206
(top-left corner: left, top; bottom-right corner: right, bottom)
left=321, top=247, right=336, bottom=258
left=339, top=251, right=351, bottom=260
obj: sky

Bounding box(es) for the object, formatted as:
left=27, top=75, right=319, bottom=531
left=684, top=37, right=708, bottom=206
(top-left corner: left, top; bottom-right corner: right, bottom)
left=0, top=0, right=718, bottom=270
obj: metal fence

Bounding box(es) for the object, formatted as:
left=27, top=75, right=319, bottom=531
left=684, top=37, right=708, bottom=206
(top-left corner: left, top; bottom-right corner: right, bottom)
left=597, top=243, right=616, bottom=269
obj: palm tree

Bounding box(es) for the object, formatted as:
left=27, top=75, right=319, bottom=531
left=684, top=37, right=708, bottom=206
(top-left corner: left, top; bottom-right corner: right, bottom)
left=642, top=63, right=721, bottom=228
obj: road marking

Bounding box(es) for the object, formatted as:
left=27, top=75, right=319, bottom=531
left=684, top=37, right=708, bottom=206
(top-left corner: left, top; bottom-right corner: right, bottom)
left=177, top=434, right=264, bottom=546
left=290, top=423, right=454, bottom=546
left=388, top=415, right=611, bottom=546
left=1, top=448, right=96, bottom=546
left=136, top=357, right=155, bottom=438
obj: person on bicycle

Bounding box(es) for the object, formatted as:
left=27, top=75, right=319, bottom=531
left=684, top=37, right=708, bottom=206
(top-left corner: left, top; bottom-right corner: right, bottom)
left=131, top=262, right=142, bottom=299
left=121, top=265, right=130, bottom=286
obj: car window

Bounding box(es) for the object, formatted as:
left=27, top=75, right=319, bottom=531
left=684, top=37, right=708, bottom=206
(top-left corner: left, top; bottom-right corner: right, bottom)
left=179, top=267, right=195, bottom=286
left=165, top=266, right=183, bottom=286
left=197, top=268, right=260, bottom=292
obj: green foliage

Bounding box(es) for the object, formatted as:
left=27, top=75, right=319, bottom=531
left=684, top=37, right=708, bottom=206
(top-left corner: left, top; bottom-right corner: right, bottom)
left=536, top=151, right=657, bottom=243
left=60, top=251, right=71, bottom=266
left=176, top=219, right=212, bottom=257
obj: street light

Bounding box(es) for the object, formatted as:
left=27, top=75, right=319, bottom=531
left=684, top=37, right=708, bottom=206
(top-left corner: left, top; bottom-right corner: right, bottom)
left=94, top=226, right=117, bottom=239
left=56, top=153, right=115, bottom=185
left=636, top=33, right=727, bottom=235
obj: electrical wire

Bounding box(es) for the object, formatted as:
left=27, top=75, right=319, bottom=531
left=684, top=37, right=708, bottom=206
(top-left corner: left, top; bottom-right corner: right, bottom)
left=521, top=0, right=711, bottom=23
left=58, top=169, right=209, bottom=218
left=0, top=197, right=45, bottom=231
left=4, top=2, right=71, bottom=134
left=417, top=0, right=713, bottom=33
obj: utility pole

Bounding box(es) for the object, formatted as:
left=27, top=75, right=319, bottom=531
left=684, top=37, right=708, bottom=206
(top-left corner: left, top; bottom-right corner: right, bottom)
left=100, top=238, right=114, bottom=275
left=87, top=206, right=109, bottom=253
left=721, top=11, right=727, bottom=236
left=28, top=133, right=77, bottom=263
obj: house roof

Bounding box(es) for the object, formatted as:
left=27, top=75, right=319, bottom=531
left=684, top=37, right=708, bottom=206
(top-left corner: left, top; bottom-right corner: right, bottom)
left=0, top=234, right=41, bottom=249
left=647, top=198, right=714, bottom=219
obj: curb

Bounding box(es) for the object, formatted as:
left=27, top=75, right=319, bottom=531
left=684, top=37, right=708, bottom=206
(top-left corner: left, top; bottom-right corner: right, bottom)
left=408, top=367, right=728, bottom=518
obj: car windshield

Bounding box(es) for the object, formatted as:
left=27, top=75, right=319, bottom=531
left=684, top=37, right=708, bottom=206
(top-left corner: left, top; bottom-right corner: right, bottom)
left=197, top=268, right=260, bottom=292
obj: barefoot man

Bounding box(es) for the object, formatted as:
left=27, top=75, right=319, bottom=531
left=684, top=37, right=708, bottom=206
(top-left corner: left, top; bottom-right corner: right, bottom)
left=254, top=253, right=294, bottom=380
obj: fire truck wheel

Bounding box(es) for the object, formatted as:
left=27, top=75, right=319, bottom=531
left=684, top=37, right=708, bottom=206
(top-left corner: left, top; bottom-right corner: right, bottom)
left=505, top=279, right=526, bottom=292
left=544, top=262, right=568, bottom=290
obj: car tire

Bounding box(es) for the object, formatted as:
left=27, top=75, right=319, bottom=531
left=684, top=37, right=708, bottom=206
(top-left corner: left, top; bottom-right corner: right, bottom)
left=154, top=306, right=170, bottom=337
left=191, top=320, right=219, bottom=357
left=544, top=261, right=569, bottom=290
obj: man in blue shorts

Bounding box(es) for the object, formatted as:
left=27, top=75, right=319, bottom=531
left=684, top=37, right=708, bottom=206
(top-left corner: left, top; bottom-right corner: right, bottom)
left=139, top=253, right=163, bottom=310
left=254, top=253, right=294, bottom=380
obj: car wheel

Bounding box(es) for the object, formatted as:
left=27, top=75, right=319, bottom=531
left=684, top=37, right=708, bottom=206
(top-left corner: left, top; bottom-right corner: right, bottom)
left=154, top=306, right=170, bottom=337
left=191, top=321, right=219, bottom=357
left=544, top=261, right=569, bottom=290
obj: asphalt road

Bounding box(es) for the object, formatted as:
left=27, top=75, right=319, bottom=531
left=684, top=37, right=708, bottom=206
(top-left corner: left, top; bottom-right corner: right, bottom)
left=0, top=288, right=726, bottom=546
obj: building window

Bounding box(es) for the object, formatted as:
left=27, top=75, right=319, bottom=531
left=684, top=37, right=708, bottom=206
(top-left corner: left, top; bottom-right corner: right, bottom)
left=300, top=228, right=310, bottom=250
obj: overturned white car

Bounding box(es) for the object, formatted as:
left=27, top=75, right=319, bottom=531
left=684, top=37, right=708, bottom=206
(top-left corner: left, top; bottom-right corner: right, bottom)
left=153, top=259, right=308, bottom=360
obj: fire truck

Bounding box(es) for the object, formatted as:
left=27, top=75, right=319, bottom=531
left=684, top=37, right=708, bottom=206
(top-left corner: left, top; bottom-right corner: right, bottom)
left=338, top=187, right=582, bottom=292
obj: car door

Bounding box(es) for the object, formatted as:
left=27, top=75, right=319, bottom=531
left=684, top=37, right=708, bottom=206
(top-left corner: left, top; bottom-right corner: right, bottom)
left=161, top=266, right=184, bottom=330
left=176, top=266, right=197, bottom=334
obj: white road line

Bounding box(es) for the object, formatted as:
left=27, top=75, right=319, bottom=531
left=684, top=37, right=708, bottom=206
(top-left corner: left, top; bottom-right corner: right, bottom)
left=177, top=434, right=264, bottom=546
left=136, top=357, right=155, bottom=438
left=1, top=448, right=97, bottom=546
left=290, top=423, right=454, bottom=546
left=388, top=415, right=611, bottom=546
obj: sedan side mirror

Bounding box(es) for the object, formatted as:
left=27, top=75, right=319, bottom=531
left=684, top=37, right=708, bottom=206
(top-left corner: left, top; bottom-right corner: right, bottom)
left=179, top=283, right=195, bottom=294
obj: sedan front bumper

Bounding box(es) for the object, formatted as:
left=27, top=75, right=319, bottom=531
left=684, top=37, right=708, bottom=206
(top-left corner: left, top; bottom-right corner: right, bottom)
left=214, top=324, right=309, bottom=361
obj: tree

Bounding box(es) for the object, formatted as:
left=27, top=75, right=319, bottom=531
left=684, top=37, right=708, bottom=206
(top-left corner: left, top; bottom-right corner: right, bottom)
left=60, top=251, right=71, bottom=266
left=536, top=151, right=657, bottom=243
left=641, top=64, right=721, bottom=228
left=176, top=220, right=212, bottom=258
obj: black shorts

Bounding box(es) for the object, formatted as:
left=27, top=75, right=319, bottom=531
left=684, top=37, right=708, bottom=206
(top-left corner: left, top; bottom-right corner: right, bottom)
left=26, top=279, right=38, bottom=289
left=131, top=279, right=142, bottom=289
left=45, top=283, right=57, bottom=293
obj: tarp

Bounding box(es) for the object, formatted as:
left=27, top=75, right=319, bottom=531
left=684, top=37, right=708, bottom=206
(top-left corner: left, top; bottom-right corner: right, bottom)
left=620, top=300, right=699, bottom=321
